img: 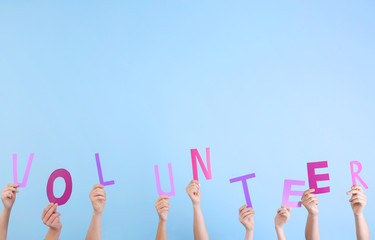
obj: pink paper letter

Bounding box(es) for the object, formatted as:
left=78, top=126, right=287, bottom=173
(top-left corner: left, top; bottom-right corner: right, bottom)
left=307, top=161, right=330, bottom=194
left=191, top=148, right=212, bottom=181
left=46, top=169, right=73, bottom=206
left=95, top=153, right=115, bottom=186
left=13, top=153, right=34, bottom=188
left=154, top=163, right=175, bottom=196
left=350, top=161, right=368, bottom=189
left=229, top=173, right=256, bottom=208
left=282, top=179, right=305, bottom=208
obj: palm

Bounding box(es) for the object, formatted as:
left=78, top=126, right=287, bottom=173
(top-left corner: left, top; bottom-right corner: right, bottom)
left=243, top=216, right=254, bottom=231
left=352, top=202, right=364, bottom=214
left=160, top=210, right=168, bottom=221
left=94, top=200, right=105, bottom=213
left=51, top=220, right=62, bottom=230
left=275, top=214, right=289, bottom=226
left=2, top=196, right=15, bottom=209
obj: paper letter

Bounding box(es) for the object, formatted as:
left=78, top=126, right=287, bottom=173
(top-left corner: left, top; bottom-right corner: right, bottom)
left=13, top=153, right=34, bottom=188
left=191, top=148, right=212, bottom=181
left=307, top=161, right=330, bottom=194
left=46, top=169, right=73, bottom=206
left=154, top=163, right=175, bottom=196
left=282, top=179, right=305, bottom=208
left=350, top=161, right=368, bottom=189
left=229, top=173, right=256, bottom=207
left=95, top=153, right=115, bottom=186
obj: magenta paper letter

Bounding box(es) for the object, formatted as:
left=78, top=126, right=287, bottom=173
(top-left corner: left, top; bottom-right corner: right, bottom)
left=154, top=163, right=175, bottom=196
left=191, top=148, right=212, bottom=181
left=229, top=173, right=256, bottom=208
left=46, top=169, right=73, bottom=206
left=95, top=153, right=115, bottom=186
left=350, top=161, right=368, bottom=189
left=13, top=153, right=34, bottom=188
left=282, top=179, right=305, bottom=208
left=307, top=161, right=330, bottom=194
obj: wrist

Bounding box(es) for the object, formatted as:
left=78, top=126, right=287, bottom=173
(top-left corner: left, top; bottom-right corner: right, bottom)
left=93, top=211, right=103, bottom=217
left=275, top=224, right=284, bottom=232
left=192, top=203, right=201, bottom=209
left=354, top=212, right=364, bottom=218
left=308, top=212, right=319, bottom=219
left=308, top=210, right=319, bottom=217
left=159, top=218, right=167, bottom=224
left=2, top=207, right=11, bottom=214
left=246, top=228, right=254, bottom=233
left=50, top=226, right=62, bottom=234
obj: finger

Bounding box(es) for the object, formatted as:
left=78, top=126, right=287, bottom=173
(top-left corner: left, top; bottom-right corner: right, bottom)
left=50, top=216, right=61, bottom=227
left=241, top=211, right=255, bottom=219
left=347, top=190, right=361, bottom=195
left=159, top=195, right=171, bottom=200
left=303, top=189, right=315, bottom=196
left=92, top=184, right=105, bottom=189
left=44, top=204, right=57, bottom=221
left=190, top=180, right=199, bottom=185
left=94, top=196, right=106, bottom=201
left=93, top=189, right=106, bottom=197
left=7, top=183, right=19, bottom=188
left=42, top=203, right=54, bottom=219
left=46, top=212, right=60, bottom=226
left=239, top=205, right=247, bottom=213
left=352, top=185, right=363, bottom=192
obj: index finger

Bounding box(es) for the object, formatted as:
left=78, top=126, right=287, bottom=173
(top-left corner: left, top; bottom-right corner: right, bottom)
left=158, top=195, right=171, bottom=200
left=7, top=183, right=19, bottom=188
left=303, top=189, right=315, bottom=196
left=92, top=184, right=105, bottom=190
left=351, top=185, right=363, bottom=192
left=42, top=203, right=54, bottom=219
left=189, top=180, right=199, bottom=185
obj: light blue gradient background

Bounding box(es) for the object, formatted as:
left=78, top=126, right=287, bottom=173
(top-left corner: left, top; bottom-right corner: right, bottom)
left=0, top=1, right=374, bottom=239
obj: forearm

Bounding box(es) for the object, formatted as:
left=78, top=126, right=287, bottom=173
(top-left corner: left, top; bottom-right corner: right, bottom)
left=244, top=230, right=254, bottom=240
left=305, top=214, right=319, bottom=240
left=354, top=213, right=370, bottom=240
left=0, top=208, right=11, bottom=240
left=44, top=228, right=61, bottom=240
left=155, top=220, right=167, bottom=240
left=85, top=212, right=102, bottom=240
left=275, top=226, right=286, bottom=240
left=193, top=205, right=209, bottom=240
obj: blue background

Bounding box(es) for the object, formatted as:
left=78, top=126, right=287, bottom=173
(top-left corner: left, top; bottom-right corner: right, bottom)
left=0, top=1, right=374, bottom=239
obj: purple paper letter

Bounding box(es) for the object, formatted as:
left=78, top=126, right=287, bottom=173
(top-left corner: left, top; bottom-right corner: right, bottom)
left=350, top=161, right=368, bottom=189
left=13, top=153, right=34, bottom=188
left=154, top=163, right=175, bottom=196
left=229, top=173, right=256, bottom=208
left=307, top=161, right=330, bottom=194
left=191, top=148, right=212, bottom=181
left=282, top=179, right=305, bottom=208
left=95, top=153, right=115, bottom=186
left=46, top=169, right=73, bottom=206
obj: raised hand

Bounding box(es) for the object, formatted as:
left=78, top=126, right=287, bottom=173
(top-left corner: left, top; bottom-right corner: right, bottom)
left=1, top=184, right=19, bottom=210
left=275, top=206, right=291, bottom=229
left=186, top=180, right=209, bottom=240
left=42, top=203, right=62, bottom=231
left=302, top=189, right=320, bottom=240
left=0, top=184, right=19, bottom=240
left=155, top=195, right=170, bottom=240
left=347, top=185, right=370, bottom=240
left=301, top=189, right=319, bottom=216
left=155, top=195, right=170, bottom=223
left=90, top=184, right=106, bottom=215
left=185, top=180, right=201, bottom=207
left=239, top=205, right=255, bottom=232
left=347, top=185, right=367, bottom=216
